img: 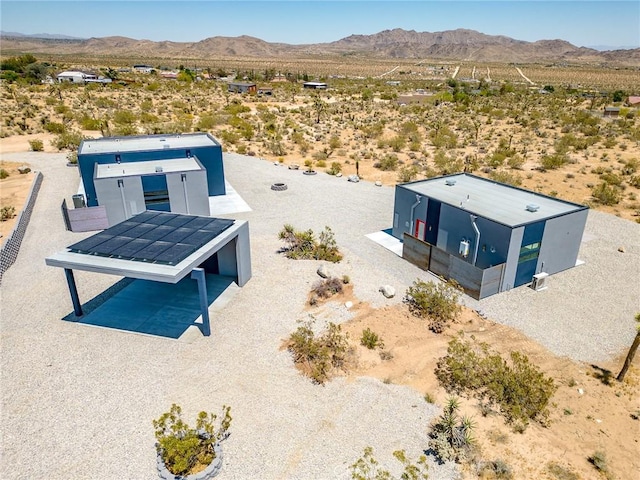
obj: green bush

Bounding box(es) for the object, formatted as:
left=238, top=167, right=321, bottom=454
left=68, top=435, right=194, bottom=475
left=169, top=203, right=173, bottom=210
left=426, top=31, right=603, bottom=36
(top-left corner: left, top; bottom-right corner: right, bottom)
left=153, top=403, right=231, bottom=476
left=428, top=397, right=475, bottom=463
left=435, top=336, right=556, bottom=429
left=405, top=279, right=462, bottom=333
left=350, top=447, right=429, bottom=480
left=28, top=139, right=44, bottom=151
left=591, top=182, right=621, bottom=205
left=44, top=122, right=66, bottom=134
left=360, top=328, right=384, bottom=350
left=327, top=162, right=342, bottom=175
left=52, top=130, right=84, bottom=151
left=278, top=224, right=342, bottom=263
left=0, top=168, right=10, bottom=179
left=288, top=320, right=349, bottom=384
left=375, top=154, right=399, bottom=171
left=1, top=205, right=17, bottom=221
left=397, top=165, right=418, bottom=183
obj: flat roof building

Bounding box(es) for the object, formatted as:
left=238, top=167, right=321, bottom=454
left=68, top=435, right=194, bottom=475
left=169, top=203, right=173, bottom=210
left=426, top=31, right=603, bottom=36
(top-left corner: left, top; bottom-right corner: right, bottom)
left=393, top=174, right=588, bottom=298
left=78, top=133, right=225, bottom=226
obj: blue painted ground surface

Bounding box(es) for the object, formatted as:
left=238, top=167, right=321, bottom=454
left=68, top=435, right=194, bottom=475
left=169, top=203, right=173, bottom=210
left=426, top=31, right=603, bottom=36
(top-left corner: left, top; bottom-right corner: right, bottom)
left=69, top=274, right=235, bottom=338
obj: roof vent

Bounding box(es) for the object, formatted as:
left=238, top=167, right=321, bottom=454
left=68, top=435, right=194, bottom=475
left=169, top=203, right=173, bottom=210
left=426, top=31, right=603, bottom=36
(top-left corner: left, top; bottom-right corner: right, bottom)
left=526, top=204, right=540, bottom=212
left=445, top=179, right=457, bottom=186
left=155, top=166, right=163, bottom=173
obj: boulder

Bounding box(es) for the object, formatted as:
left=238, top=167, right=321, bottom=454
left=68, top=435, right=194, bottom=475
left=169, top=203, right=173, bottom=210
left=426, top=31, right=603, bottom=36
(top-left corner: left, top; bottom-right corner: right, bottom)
left=317, top=264, right=330, bottom=278
left=18, top=166, right=31, bottom=174
left=375, top=180, right=382, bottom=187
left=347, top=174, right=360, bottom=183
left=379, top=285, right=395, bottom=298
left=344, top=301, right=353, bottom=309
left=618, top=246, right=625, bottom=253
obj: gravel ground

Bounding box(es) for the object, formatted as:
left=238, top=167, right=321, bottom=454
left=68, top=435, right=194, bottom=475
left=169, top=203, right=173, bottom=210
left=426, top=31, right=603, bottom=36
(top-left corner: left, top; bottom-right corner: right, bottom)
left=1, top=151, right=638, bottom=479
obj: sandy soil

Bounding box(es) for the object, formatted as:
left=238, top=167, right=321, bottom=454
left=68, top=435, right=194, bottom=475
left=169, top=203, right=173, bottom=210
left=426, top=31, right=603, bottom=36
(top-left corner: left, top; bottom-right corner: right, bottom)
left=303, top=292, right=639, bottom=480
left=0, top=160, right=34, bottom=239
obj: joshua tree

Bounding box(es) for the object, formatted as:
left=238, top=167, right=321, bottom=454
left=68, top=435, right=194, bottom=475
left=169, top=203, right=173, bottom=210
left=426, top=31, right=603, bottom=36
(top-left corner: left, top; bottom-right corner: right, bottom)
left=617, top=313, right=640, bottom=382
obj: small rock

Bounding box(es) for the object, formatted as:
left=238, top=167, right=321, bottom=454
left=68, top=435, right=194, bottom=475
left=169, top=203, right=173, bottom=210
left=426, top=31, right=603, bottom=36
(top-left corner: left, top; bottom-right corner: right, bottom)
left=345, top=301, right=353, bottom=309
left=578, top=388, right=584, bottom=395
left=336, top=173, right=342, bottom=178
left=379, top=285, right=395, bottom=298
left=375, top=180, right=382, bottom=187
left=347, top=174, right=360, bottom=183
left=18, top=166, right=31, bottom=174
left=317, top=264, right=329, bottom=278
left=618, top=246, right=625, bottom=253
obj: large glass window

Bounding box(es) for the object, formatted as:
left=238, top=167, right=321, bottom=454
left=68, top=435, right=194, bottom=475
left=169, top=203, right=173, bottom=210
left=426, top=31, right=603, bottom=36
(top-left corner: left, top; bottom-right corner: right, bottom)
left=518, top=242, right=540, bottom=263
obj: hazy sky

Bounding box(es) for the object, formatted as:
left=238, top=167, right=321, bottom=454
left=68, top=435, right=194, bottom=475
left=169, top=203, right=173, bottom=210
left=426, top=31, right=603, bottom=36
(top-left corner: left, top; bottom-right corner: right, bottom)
left=2, top=1, right=639, bottom=49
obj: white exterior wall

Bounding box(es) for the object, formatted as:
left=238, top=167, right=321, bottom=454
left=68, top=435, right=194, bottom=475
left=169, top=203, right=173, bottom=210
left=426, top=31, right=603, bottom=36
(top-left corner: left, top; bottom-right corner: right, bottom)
left=94, top=176, right=145, bottom=226
left=165, top=170, right=210, bottom=217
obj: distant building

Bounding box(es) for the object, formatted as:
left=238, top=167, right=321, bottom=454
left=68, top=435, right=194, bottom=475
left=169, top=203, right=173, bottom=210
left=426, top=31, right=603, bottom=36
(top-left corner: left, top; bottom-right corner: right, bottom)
left=303, top=82, right=328, bottom=90
left=626, top=96, right=640, bottom=106
left=393, top=174, right=588, bottom=299
left=228, top=82, right=257, bottom=94
left=257, top=87, right=273, bottom=96
left=603, top=106, right=620, bottom=117
left=56, top=71, right=98, bottom=83
left=133, top=64, right=154, bottom=73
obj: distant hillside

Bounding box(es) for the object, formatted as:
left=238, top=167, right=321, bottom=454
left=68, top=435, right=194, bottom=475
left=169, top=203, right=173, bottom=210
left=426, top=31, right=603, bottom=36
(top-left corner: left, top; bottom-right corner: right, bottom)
left=0, top=31, right=82, bottom=40
left=1, top=28, right=638, bottom=65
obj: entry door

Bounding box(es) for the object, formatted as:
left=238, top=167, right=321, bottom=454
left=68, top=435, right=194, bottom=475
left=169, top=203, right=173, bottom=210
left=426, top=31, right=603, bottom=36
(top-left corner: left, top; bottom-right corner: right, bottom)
left=425, top=200, right=441, bottom=245
left=414, top=219, right=426, bottom=240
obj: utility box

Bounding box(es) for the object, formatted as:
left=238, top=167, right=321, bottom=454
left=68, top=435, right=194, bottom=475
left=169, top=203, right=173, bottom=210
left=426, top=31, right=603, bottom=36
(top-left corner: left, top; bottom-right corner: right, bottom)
left=72, top=194, right=86, bottom=208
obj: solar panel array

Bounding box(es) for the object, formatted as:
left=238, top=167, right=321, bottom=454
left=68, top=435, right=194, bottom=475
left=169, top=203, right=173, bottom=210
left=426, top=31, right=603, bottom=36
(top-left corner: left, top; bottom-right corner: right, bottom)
left=68, top=211, right=235, bottom=265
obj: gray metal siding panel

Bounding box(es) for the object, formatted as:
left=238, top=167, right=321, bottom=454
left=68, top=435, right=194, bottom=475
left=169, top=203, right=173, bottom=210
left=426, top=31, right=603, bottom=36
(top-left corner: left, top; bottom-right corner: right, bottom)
left=502, top=227, right=524, bottom=290
left=538, top=209, right=588, bottom=275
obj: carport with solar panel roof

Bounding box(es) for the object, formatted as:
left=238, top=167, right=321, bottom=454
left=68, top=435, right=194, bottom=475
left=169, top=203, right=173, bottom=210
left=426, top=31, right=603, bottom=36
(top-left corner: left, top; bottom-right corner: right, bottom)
left=46, top=211, right=251, bottom=337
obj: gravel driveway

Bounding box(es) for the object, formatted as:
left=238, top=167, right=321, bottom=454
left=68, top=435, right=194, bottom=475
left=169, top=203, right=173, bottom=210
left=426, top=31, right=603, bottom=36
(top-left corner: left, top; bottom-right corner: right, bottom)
left=1, top=151, right=638, bottom=479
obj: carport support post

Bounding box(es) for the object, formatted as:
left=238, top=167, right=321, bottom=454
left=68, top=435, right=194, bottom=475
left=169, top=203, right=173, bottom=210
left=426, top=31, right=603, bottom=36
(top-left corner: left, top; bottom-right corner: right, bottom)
left=191, top=268, right=210, bottom=336
left=64, top=268, right=83, bottom=317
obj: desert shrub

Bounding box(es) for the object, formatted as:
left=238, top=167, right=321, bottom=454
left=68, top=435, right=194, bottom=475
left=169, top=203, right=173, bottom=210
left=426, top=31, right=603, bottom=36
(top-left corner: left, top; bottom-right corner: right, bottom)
left=477, top=459, right=513, bottom=479
left=591, top=182, right=621, bottom=205
left=316, top=160, right=327, bottom=168
left=79, top=116, right=103, bottom=131
left=1, top=206, right=16, bottom=221
left=435, top=336, right=556, bottom=429
left=278, top=224, right=342, bottom=262
left=153, top=403, right=231, bottom=477
left=489, top=170, right=522, bottom=186
left=66, top=151, right=78, bottom=164
left=52, top=130, right=84, bottom=151
left=44, top=121, right=66, bottom=134
left=311, top=277, right=343, bottom=300
left=287, top=320, right=349, bottom=384
left=539, top=152, right=569, bottom=170
left=429, top=397, right=475, bottom=463
left=404, top=279, right=462, bottom=333
left=588, top=451, right=611, bottom=478
left=629, top=175, right=640, bottom=188
left=327, top=162, right=342, bottom=175
left=0, top=168, right=10, bottom=179
left=350, top=447, right=429, bottom=480
left=28, top=139, right=43, bottom=151
left=397, top=165, right=418, bottom=183
left=546, top=462, right=579, bottom=480
left=113, top=109, right=136, bottom=125
left=375, top=154, right=399, bottom=171
left=360, top=328, right=384, bottom=350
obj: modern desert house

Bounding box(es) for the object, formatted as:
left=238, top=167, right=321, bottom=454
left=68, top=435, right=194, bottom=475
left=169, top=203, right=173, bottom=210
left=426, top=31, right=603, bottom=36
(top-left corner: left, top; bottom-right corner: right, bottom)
left=392, top=174, right=588, bottom=299
left=77, top=133, right=226, bottom=226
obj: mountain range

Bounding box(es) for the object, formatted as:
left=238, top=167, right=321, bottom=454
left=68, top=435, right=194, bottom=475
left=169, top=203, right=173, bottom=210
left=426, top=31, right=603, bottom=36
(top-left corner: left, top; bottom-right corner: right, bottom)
left=1, top=28, right=639, bottom=65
